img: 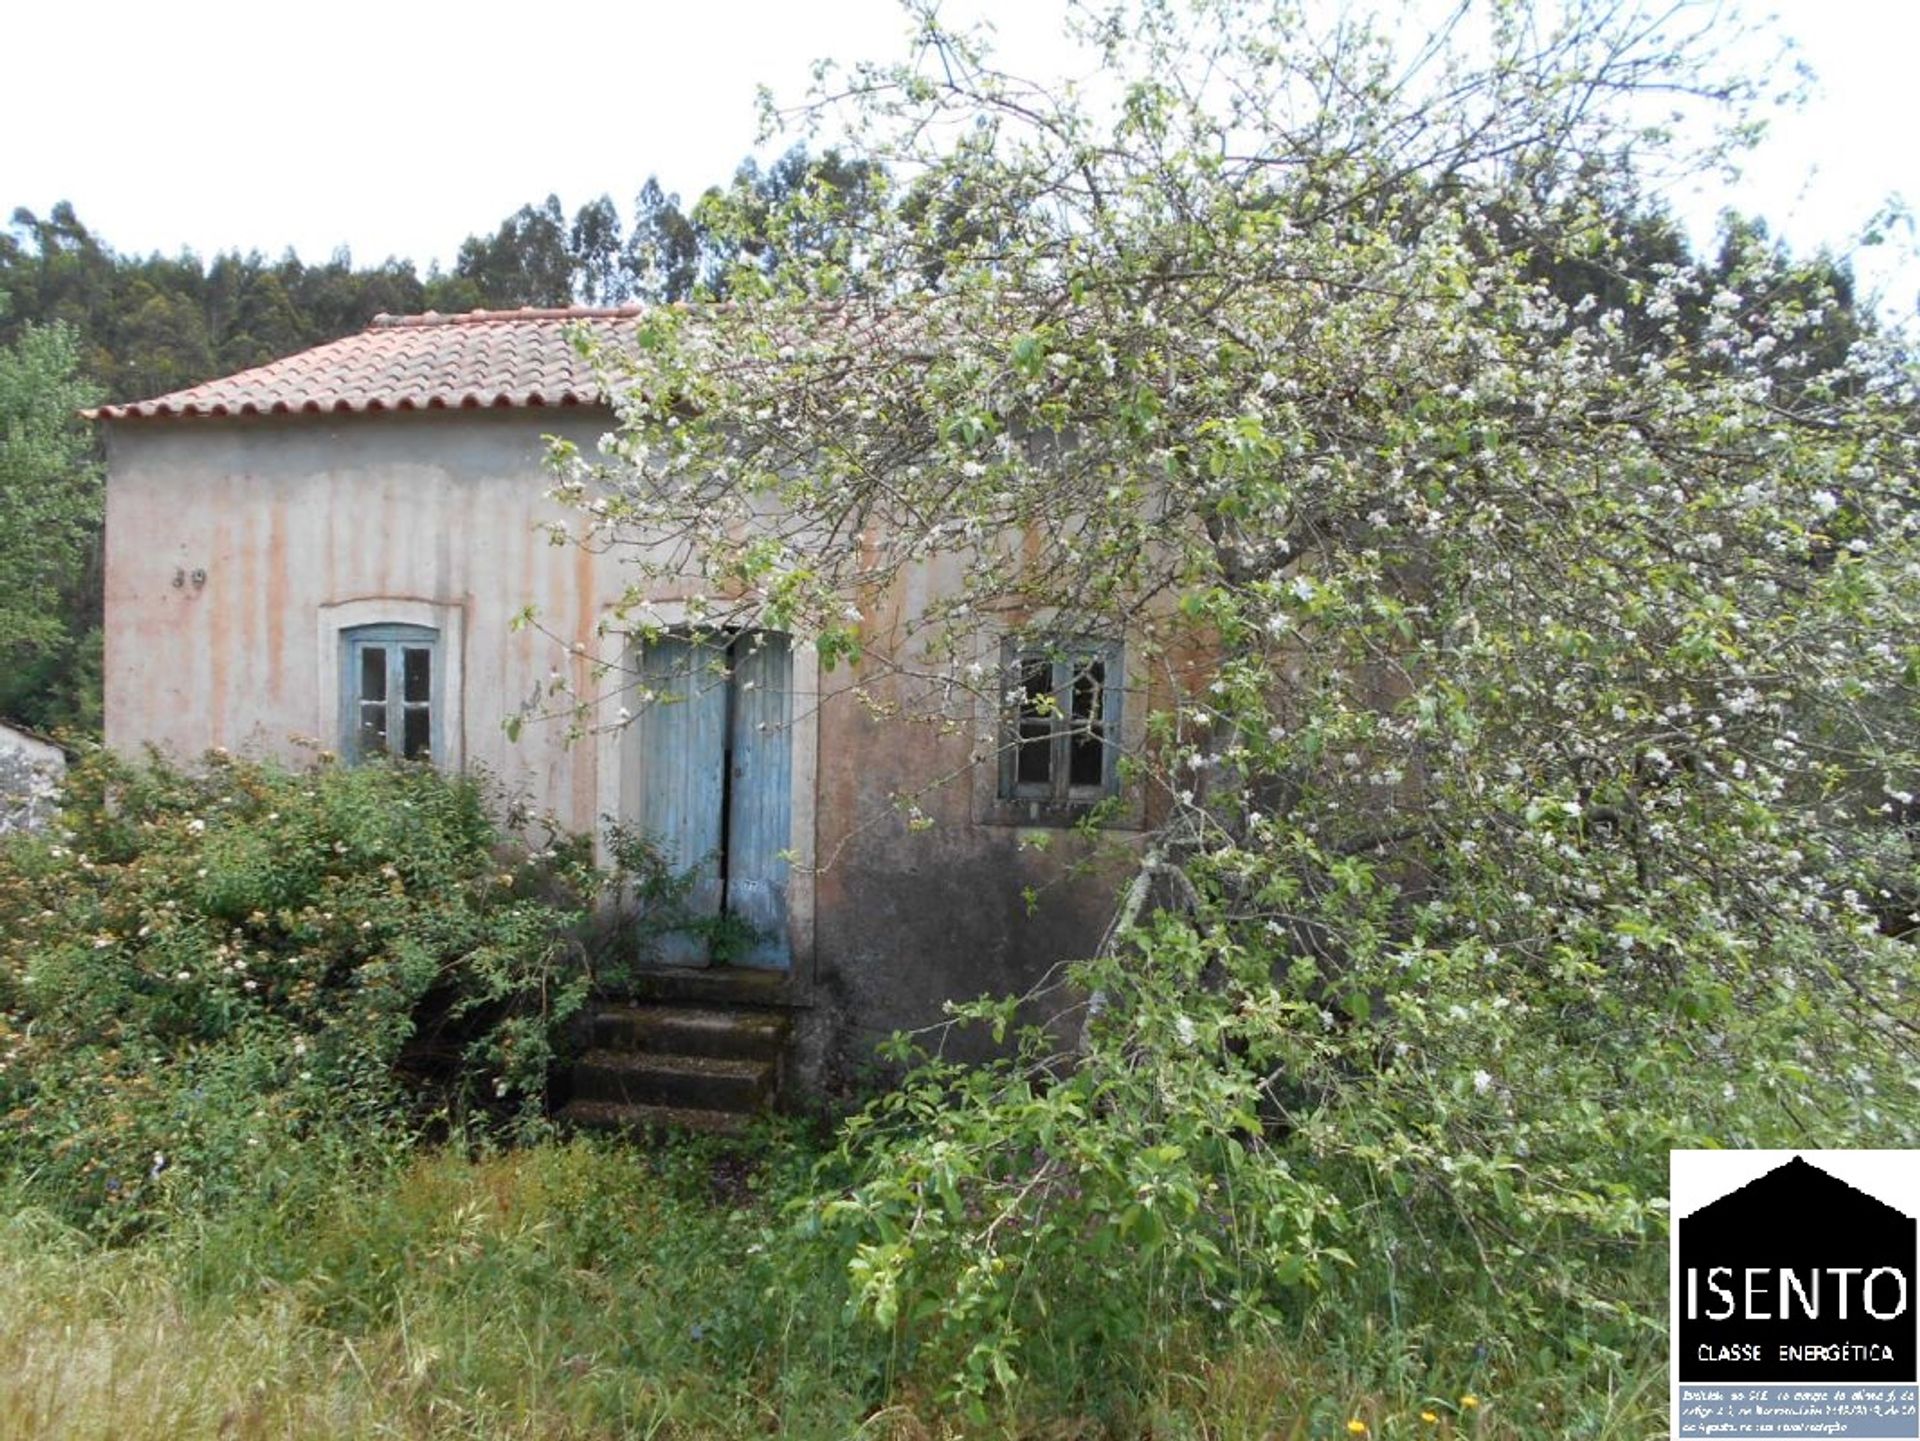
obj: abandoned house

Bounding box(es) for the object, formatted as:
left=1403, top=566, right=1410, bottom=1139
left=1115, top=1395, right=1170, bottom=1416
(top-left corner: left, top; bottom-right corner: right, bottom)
left=90, top=306, right=1155, bottom=1122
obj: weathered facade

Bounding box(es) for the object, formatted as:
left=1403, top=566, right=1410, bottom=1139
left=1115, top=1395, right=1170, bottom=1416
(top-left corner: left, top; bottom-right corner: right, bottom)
left=94, top=308, right=1144, bottom=1091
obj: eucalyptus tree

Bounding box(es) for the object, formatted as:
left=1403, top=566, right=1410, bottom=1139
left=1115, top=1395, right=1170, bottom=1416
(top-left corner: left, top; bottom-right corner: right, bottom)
left=447, top=195, right=577, bottom=309
left=552, top=0, right=1920, bottom=1399
left=624, top=147, right=890, bottom=302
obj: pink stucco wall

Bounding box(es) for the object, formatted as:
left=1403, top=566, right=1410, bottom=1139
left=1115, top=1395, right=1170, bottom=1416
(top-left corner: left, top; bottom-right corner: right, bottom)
left=104, top=409, right=611, bottom=830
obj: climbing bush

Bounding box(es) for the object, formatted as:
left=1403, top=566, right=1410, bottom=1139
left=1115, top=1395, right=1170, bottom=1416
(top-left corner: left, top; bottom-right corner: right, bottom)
left=0, top=748, right=597, bottom=1231
left=813, top=873, right=1920, bottom=1414
left=808, top=954, right=1347, bottom=1415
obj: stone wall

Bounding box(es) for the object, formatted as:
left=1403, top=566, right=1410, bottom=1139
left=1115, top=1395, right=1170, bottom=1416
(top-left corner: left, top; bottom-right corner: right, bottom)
left=0, top=723, right=66, bottom=837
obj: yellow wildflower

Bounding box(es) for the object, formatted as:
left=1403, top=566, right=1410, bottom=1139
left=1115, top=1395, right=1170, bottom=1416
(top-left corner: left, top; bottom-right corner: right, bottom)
left=1460, top=1395, right=1480, bottom=1410
left=1347, top=1422, right=1368, bottom=1436
left=1420, top=1412, right=1440, bottom=1425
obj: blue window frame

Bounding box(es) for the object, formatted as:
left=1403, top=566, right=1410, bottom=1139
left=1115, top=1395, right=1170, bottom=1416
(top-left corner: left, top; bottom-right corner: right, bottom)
left=998, top=636, right=1122, bottom=808
left=341, top=624, right=439, bottom=763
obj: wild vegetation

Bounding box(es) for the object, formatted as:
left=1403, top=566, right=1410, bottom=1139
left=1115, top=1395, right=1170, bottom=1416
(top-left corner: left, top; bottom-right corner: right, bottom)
left=0, top=307, right=102, bottom=730
left=0, top=752, right=596, bottom=1233
left=0, top=1136, right=1568, bottom=1440
left=1, top=755, right=1555, bottom=1437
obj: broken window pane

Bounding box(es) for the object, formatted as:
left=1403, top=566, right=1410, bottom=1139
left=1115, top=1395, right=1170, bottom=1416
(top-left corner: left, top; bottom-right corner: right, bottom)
left=1070, top=659, right=1103, bottom=720
left=1069, top=731, right=1106, bottom=788
left=1017, top=718, right=1054, bottom=785
left=1021, top=659, right=1053, bottom=714
left=1000, top=640, right=1120, bottom=808
left=1012, top=656, right=1058, bottom=787
left=1068, top=657, right=1106, bottom=788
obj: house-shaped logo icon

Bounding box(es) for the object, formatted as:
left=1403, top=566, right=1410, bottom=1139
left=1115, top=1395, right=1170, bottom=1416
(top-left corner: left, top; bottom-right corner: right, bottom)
left=1679, top=1156, right=1916, bottom=1383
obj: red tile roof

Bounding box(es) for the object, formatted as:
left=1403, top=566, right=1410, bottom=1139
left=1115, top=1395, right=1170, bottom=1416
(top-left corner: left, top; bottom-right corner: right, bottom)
left=88, top=307, right=648, bottom=421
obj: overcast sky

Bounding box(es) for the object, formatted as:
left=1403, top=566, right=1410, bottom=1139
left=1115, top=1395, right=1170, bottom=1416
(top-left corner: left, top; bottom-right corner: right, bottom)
left=10, top=0, right=1916, bottom=318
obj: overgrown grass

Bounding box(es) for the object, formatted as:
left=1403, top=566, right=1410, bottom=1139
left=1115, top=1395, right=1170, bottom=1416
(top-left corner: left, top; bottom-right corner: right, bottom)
left=0, top=1134, right=1666, bottom=1440
left=0, top=1136, right=869, bottom=1440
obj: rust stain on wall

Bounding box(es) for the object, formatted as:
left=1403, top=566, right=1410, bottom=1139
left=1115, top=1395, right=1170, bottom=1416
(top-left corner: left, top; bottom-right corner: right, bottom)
left=375, top=484, right=398, bottom=596
left=321, top=474, right=337, bottom=602
left=515, top=507, right=537, bottom=677
left=265, top=502, right=288, bottom=701
left=207, top=507, right=231, bottom=748
left=238, top=505, right=259, bottom=685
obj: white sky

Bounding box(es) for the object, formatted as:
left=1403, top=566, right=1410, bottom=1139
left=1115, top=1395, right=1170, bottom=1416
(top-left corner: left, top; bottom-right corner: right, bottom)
left=8, top=0, right=1916, bottom=318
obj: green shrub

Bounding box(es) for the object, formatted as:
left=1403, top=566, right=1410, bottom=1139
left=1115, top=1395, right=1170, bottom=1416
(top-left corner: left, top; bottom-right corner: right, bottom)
left=805, top=935, right=1348, bottom=1416
left=0, top=748, right=597, bottom=1231
left=813, top=854, right=1920, bottom=1417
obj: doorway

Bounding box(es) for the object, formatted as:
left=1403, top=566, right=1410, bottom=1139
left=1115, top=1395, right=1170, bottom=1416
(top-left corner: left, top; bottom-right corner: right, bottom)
left=631, top=631, right=793, bottom=969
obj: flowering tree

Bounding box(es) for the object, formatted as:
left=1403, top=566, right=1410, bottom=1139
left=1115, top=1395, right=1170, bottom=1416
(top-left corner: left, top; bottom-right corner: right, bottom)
left=551, top=0, right=1920, bottom=1403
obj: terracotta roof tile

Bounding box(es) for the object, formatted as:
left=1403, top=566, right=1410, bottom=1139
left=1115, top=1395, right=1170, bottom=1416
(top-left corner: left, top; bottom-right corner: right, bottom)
left=88, top=307, right=648, bottom=421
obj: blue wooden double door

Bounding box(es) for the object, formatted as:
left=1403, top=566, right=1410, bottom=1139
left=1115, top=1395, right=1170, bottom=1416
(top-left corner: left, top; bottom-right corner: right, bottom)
left=634, top=631, right=793, bottom=970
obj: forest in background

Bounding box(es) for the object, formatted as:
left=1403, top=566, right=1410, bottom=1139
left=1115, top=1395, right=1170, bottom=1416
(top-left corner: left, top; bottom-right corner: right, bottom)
left=0, top=148, right=881, bottom=404
left=1, top=0, right=1917, bottom=1428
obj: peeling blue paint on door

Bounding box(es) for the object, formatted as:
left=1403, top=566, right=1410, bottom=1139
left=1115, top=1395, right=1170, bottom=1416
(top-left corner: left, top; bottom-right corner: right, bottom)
left=634, top=631, right=793, bottom=971
left=726, top=633, right=792, bottom=969
left=636, top=635, right=728, bottom=967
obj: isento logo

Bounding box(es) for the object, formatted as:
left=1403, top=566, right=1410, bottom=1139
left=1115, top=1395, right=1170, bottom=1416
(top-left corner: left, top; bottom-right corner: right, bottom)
left=1672, top=1151, right=1920, bottom=1439
left=1675, top=1154, right=1918, bottom=1392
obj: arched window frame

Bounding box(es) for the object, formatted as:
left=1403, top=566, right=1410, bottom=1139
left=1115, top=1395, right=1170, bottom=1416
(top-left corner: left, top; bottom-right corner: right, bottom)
left=317, top=598, right=465, bottom=769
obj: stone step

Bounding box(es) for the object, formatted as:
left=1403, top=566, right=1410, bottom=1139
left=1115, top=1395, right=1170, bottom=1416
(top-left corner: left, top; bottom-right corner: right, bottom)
left=622, top=966, right=795, bottom=1007
left=589, top=1003, right=790, bottom=1061
left=571, top=1049, right=776, bottom=1112
left=558, top=1098, right=750, bottom=1137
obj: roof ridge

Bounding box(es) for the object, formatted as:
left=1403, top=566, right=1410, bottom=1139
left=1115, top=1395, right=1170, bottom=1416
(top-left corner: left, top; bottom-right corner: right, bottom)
left=370, top=306, right=649, bottom=329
